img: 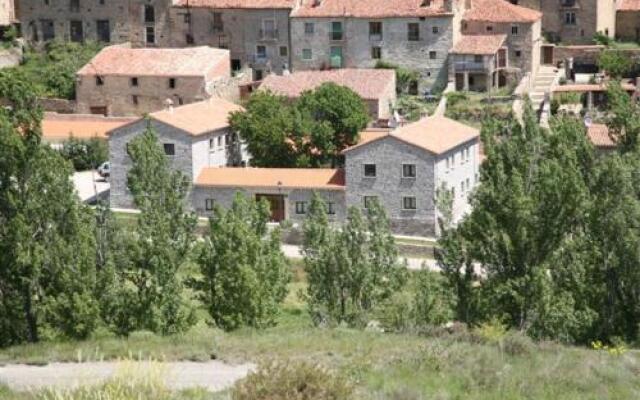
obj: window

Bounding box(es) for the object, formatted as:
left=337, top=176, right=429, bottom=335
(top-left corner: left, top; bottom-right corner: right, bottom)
left=515, top=50, right=521, bottom=57
left=145, top=26, right=155, bottom=44
left=451, top=187, right=455, bottom=198
left=445, top=157, right=450, bottom=171
left=96, top=19, right=110, bottom=42
left=371, top=46, right=381, bottom=59
left=327, top=202, right=336, bottom=215
left=231, top=59, right=241, bottom=71
left=95, top=76, right=104, bottom=86
left=564, top=12, right=576, bottom=25
left=330, top=46, right=343, bottom=68
left=132, top=95, right=138, bottom=105
left=432, top=26, right=439, bottom=34
left=364, top=196, right=378, bottom=209
left=70, top=20, right=83, bottom=42
left=209, top=138, right=214, bottom=149
left=474, top=54, right=483, bottom=63
left=186, top=33, right=194, bottom=44
left=256, top=45, right=267, bottom=59
left=130, top=77, right=138, bottom=87
left=363, top=163, right=376, bottom=177
left=304, top=22, right=314, bottom=35
left=462, top=21, right=467, bottom=31
left=402, top=164, right=416, bottom=178
left=212, top=12, right=223, bottom=31
left=466, top=178, right=470, bottom=192
left=331, top=21, right=343, bottom=40
left=295, top=201, right=307, bottom=214
left=402, top=197, right=417, bottom=210
left=144, top=5, right=155, bottom=23
left=486, top=25, right=493, bottom=32
left=254, top=69, right=263, bottom=81
left=261, top=18, right=277, bottom=39
left=429, top=51, right=436, bottom=59
left=279, top=46, right=288, bottom=57
left=225, top=133, right=230, bottom=146
left=511, top=25, right=518, bottom=35
left=163, top=143, right=175, bottom=155
left=69, top=0, right=80, bottom=12
left=217, top=135, right=223, bottom=147
left=369, top=21, right=382, bottom=39
left=302, top=48, right=312, bottom=60
left=169, top=78, right=176, bottom=89
left=408, top=23, right=420, bottom=41
left=44, top=0, right=50, bottom=5
left=205, top=199, right=215, bottom=211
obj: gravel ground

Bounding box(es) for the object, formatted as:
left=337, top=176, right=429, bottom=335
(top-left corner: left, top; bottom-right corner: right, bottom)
left=0, top=361, right=254, bottom=392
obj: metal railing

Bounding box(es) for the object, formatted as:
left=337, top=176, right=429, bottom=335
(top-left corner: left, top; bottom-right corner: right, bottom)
left=329, top=31, right=344, bottom=41
left=453, top=61, right=488, bottom=71
left=259, top=28, right=279, bottom=40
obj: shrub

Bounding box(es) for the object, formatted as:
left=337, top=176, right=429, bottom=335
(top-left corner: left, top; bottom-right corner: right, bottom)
left=375, top=60, right=420, bottom=94
left=445, top=91, right=468, bottom=107
left=502, top=331, right=536, bottom=356
left=473, top=319, right=508, bottom=343
left=60, top=136, right=108, bottom=171
left=232, top=360, right=354, bottom=400
left=413, top=270, right=455, bottom=327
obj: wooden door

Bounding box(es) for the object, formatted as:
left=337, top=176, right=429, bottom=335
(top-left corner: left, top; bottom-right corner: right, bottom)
left=256, top=194, right=285, bottom=222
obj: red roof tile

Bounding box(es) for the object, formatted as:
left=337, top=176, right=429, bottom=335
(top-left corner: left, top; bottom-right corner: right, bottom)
left=42, top=113, right=136, bottom=141
left=618, top=0, right=640, bottom=11
left=196, top=167, right=345, bottom=190
left=259, top=69, right=396, bottom=100
left=587, top=124, right=616, bottom=148
left=175, top=0, right=294, bottom=8
left=451, top=34, right=507, bottom=54
left=77, top=46, right=229, bottom=77
left=291, top=0, right=451, bottom=18
left=464, top=0, right=541, bottom=23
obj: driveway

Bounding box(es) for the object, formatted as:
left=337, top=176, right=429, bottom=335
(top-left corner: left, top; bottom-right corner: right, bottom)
left=72, top=170, right=109, bottom=204
left=0, top=361, right=253, bottom=392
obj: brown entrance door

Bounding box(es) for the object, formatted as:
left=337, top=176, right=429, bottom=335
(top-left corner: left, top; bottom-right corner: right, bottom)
left=255, top=194, right=285, bottom=222
left=542, top=45, right=554, bottom=65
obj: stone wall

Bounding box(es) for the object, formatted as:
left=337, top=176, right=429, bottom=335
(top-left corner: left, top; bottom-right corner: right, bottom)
left=532, top=0, right=615, bottom=44
left=167, top=7, right=291, bottom=78
left=344, top=136, right=437, bottom=237
left=552, top=44, right=604, bottom=64
left=290, top=16, right=453, bottom=91
left=616, top=11, right=640, bottom=41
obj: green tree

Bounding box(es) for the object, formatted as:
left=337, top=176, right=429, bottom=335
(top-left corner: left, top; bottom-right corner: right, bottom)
left=302, top=195, right=406, bottom=326
left=106, top=122, right=197, bottom=335
left=375, top=60, right=420, bottom=94
left=60, top=136, right=108, bottom=171
left=196, top=193, right=290, bottom=331
left=0, top=80, right=99, bottom=345
left=605, top=81, right=640, bottom=152
left=597, top=50, right=632, bottom=79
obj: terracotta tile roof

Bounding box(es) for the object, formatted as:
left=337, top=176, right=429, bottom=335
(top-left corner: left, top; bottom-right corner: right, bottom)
left=148, top=98, right=244, bottom=136
left=553, top=83, right=637, bottom=92
left=42, top=113, right=136, bottom=141
left=344, top=116, right=479, bottom=154
left=464, top=0, right=542, bottom=23
left=175, top=0, right=294, bottom=8
left=357, top=128, right=392, bottom=145
left=259, top=69, right=396, bottom=100
left=451, top=34, right=507, bottom=54
left=618, top=0, right=640, bottom=11
left=195, top=167, right=346, bottom=190
left=291, top=0, right=451, bottom=18
left=77, top=46, right=229, bottom=77
left=587, top=124, right=616, bottom=148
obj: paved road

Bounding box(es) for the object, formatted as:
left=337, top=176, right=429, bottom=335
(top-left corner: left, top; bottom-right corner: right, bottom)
left=72, top=170, right=110, bottom=203
left=0, top=361, right=253, bottom=392
left=281, top=244, right=439, bottom=271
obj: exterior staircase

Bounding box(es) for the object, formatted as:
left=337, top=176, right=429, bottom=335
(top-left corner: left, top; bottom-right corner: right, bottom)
left=529, top=65, right=559, bottom=111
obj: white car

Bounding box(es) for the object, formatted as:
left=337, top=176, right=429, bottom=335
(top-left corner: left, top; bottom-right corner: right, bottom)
left=97, top=161, right=110, bottom=178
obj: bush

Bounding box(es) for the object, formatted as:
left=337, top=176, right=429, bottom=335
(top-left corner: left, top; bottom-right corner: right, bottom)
left=60, top=136, right=108, bottom=171
left=502, top=331, right=535, bottom=356
left=232, top=360, right=354, bottom=400
left=445, top=91, right=468, bottom=107
left=413, top=270, right=455, bottom=327
left=375, top=60, right=420, bottom=94
left=472, top=319, right=508, bottom=343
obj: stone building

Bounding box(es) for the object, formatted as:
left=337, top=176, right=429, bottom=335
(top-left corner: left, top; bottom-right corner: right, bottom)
left=76, top=45, right=233, bottom=116
left=18, top=0, right=173, bottom=45
left=108, top=97, right=250, bottom=209
left=259, top=68, right=397, bottom=122
left=450, top=34, right=509, bottom=91
left=616, top=0, right=640, bottom=41
left=168, top=0, right=294, bottom=80
left=342, top=116, right=480, bottom=236
left=289, top=0, right=464, bottom=92
left=460, top=0, right=542, bottom=84
left=516, top=0, right=616, bottom=44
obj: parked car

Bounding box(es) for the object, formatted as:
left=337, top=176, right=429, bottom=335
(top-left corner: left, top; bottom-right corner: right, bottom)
left=97, top=161, right=110, bottom=178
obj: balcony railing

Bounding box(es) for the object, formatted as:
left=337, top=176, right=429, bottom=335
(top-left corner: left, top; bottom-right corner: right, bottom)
left=259, top=28, right=279, bottom=40
left=369, top=33, right=383, bottom=41
left=453, top=61, right=488, bottom=71
left=329, top=31, right=344, bottom=41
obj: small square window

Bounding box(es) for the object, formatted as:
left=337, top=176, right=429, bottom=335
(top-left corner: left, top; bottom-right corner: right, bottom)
left=295, top=201, right=307, bottom=214
left=511, top=25, right=518, bottom=35
left=364, top=163, right=376, bottom=177
left=302, top=48, right=312, bottom=60
left=169, top=78, right=176, bottom=89
left=429, top=51, right=436, bottom=59
left=486, top=25, right=493, bottom=32
left=432, top=26, right=439, bottom=34
left=402, top=164, right=416, bottom=178
left=371, top=46, right=381, bottom=59
left=474, top=54, right=483, bottom=63
left=327, top=202, right=336, bottom=215
left=184, top=13, right=191, bottom=24
left=304, top=22, right=314, bottom=34
left=369, top=21, right=382, bottom=38
left=280, top=46, right=288, bottom=57
left=186, top=33, right=194, bottom=44
left=402, top=197, right=417, bottom=210
left=364, top=196, right=378, bottom=209
left=515, top=50, right=521, bottom=57
left=256, top=45, right=267, bottom=59
left=95, top=76, right=104, bottom=86
left=205, top=199, right=215, bottom=211
left=132, top=95, right=138, bottom=105
left=130, top=77, right=138, bottom=87
left=163, top=143, right=175, bottom=156
left=145, top=26, right=155, bottom=44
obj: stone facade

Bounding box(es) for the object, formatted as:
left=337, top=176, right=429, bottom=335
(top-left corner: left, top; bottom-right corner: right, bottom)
left=0, top=0, right=14, bottom=26
left=168, top=6, right=292, bottom=79
left=290, top=16, right=454, bottom=91
left=18, top=0, right=173, bottom=46
left=108, top=118, right=248, bottom=209
left=516, top=0, right=616, bottom=44
left=616, top=9, right=640, bottom=41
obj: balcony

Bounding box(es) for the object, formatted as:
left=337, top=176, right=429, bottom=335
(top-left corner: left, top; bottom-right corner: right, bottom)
left=369, top=33, right=383, bottom=41
left=259, top=28, right=279, bottom=41
left=453, top=61, right=489, bottom=72
left=560, top=0, right=577, bottom=7
left=329, top=31, right=344, bottom=41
